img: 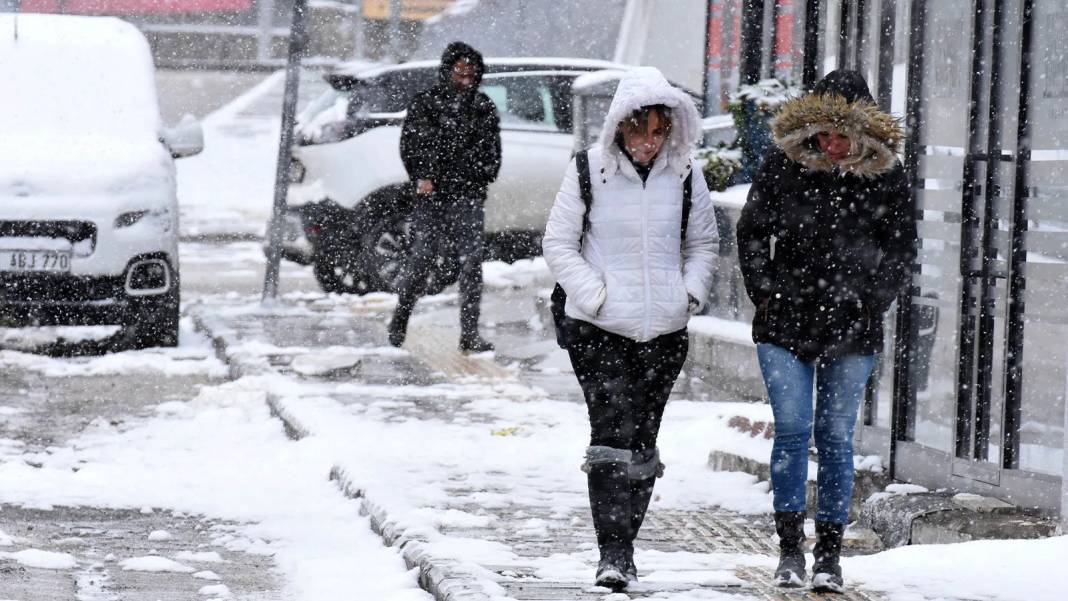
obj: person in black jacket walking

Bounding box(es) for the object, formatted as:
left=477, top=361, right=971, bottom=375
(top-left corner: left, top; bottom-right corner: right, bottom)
left=736, top=70, right=916, bottom=593
left=388, top=41, right=502, bottom=352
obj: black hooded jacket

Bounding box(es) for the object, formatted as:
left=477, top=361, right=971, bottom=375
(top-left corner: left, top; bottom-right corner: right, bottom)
left=736, top=70, right=917, bottom=361
left=399, top=42, right=502, bottom=197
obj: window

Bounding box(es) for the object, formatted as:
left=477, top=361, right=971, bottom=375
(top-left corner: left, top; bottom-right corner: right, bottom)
left=481, top=75, right=573, bottom=133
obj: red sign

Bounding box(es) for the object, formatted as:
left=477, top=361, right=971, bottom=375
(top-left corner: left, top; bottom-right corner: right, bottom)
left=21, top=0, right=253, bottom=14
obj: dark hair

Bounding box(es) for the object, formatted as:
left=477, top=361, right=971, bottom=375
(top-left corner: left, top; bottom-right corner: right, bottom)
left=618, top=104, right=673, bottom=135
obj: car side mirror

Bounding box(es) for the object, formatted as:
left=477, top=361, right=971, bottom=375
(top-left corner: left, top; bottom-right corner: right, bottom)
left=162, top=114, right=204, bottom=159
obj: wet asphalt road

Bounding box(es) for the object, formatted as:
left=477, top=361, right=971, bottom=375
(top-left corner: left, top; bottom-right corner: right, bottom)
left=0, top=242, right=305, bottom=600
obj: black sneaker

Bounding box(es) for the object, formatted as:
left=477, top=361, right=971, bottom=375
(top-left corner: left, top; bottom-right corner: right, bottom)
left=459, top=335, right=494, bottom=353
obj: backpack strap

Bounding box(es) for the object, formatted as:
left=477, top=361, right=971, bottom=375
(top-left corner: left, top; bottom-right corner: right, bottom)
left=574, top=150, right=593, bottom=241
left=681, top=170, right=693, bottom=241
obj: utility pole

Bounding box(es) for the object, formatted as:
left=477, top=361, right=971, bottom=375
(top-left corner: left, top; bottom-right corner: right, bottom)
left=262, top=0, right=310, bottom=301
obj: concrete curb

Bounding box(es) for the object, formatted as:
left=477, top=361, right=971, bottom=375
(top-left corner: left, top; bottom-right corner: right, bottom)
left=187, top=304, right=253, bottom=381
left=267, top=393, right=495, bottom=601
left=331, top=467, right=495, bottom=601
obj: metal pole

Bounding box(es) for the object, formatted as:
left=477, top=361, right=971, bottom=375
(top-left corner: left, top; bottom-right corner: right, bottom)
left=838, top=0, right=851, bottom=70
left=975, top=0, right=1009, bottom=463
left=262, top=0, right=310, bottom=302
left=1003, top=0, right=1035, bottom=470
left=802, top=0, right=821, bottom=89
left=740, top=0, right=766, bottom=84
left=854, top=0, right=868, bottom=74
left=876, top=0, right=897, bottom=111
left=702, top=1, right=717, bottom=117
left=955, top=0, right=992, bottom=460
left=889, top=0, right=926, bottom=479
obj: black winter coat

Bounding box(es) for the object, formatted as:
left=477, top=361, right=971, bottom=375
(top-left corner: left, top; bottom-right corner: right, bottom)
left=400, top=42, right=502, bottom=197
left=736, top=72, right=917, bottom=361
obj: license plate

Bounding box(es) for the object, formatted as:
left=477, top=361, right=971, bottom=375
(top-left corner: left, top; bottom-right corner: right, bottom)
left=0, top=249, right=72, bottom=273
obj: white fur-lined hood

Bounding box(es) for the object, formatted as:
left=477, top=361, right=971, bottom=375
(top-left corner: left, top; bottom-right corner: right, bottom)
left=596, top=67, right=702, bottom=176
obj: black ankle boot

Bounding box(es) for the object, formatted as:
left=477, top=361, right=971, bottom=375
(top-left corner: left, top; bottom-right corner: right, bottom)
left=459, top=333, right=494, bottom=353
left=388, top=302, right=412, bottom=348
left=387, top=315, right=408, bottom=347
left=773, top=511, right=807, bottom=587
left=811, top=520, right=845, bottom=593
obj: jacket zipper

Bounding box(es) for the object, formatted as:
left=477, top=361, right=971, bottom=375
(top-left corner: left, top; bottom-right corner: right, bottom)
left=641, top=178, right=652, bottom=341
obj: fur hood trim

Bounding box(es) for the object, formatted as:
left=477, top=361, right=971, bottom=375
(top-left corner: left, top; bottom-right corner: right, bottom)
left=771, top=92, right=904, bottom=178
left=597, top=67, right=701, bottom=177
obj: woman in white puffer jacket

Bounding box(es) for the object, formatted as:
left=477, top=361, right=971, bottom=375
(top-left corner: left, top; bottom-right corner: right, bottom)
left=542, top=67, right=718, bottom=592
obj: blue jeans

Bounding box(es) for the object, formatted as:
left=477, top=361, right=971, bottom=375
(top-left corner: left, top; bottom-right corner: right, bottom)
left=756, top=343, right=876, bottom=524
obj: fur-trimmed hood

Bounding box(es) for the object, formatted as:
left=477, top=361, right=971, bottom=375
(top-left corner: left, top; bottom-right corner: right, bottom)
left=771, top=70, right=903, bottom=178
left=597, top=67, right=701, bottom=176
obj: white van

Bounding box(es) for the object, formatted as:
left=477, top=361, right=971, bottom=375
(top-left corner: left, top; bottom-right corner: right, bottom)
left=0, top=13, right=203, bottom=348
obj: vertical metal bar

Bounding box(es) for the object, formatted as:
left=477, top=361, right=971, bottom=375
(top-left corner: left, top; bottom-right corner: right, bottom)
left=854, top=0, right=868, bottom=73
left=1003, top=0, right=1034, bottom=470
left=741, top=0, right=766, bottom=84
left=974, top=0, right=1008, bottom=462
left=803, top=0, right=822, bottom=88
left=876, top=0, right=897, bottom=111
left=262, top=0, right=309, bottom=302
left=890, top=0, right=927, bottom=479
left=955, top=0, right=992, bottom=460
left=703, top=0, right=716, bottom=116
left=838, top=0, right=851, bottom=69
left=769, top=0, right=783, bottom=79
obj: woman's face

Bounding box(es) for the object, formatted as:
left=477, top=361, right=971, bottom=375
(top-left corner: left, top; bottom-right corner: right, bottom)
left=620, top=110, right=668, bottom=166
left=817, top=131, right=852, bottom=162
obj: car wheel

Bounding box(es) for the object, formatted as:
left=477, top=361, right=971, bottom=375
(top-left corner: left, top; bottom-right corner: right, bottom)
left=120, top=278, right=180, bottom=350
left=357, top=195, right=459, bottom=295
left=312, top=240, right=377, bottom=294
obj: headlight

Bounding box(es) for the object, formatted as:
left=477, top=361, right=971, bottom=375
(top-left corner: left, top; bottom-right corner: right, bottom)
left=115, top=210, right=148, bottom=228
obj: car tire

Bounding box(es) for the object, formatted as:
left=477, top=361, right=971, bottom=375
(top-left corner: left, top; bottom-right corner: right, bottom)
left=354, top=186, right=459, bottom=295
left=312, top=240, right=377, bottom=294
left=120, top=277, right=180, bottom=350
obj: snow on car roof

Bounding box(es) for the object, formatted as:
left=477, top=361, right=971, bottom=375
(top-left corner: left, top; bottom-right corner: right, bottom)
left=333, top=56, right=627, bottom=79
left=0, top=13, right=162, bottom=139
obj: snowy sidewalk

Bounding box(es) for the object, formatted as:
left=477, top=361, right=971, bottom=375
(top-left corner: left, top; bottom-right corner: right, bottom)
left=186, top=287, right=895, bottom=601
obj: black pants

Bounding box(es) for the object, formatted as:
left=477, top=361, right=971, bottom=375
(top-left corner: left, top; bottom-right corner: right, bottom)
left=567, top=322, right=689, bottom=450
left=394, top=194, right=485, bottom=338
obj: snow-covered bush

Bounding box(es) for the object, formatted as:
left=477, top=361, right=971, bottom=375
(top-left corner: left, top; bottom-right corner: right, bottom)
left=694, top=145, right=742, bottom=193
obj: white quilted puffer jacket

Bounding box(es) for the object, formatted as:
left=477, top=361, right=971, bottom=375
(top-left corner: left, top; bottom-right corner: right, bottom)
left=542, top=67, right=719, bottom=342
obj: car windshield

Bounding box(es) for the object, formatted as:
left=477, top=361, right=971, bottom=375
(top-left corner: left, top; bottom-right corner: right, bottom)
left=349, top=69, right=439, bottom=115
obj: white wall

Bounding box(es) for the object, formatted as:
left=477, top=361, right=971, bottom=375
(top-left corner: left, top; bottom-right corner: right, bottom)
left=616, top=0, right=707, bottom=94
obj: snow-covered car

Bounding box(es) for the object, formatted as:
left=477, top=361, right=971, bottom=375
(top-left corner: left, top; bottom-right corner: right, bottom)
left=0, top=13, right=203, bottom=348
left=283, top=57, right=633, bottom=294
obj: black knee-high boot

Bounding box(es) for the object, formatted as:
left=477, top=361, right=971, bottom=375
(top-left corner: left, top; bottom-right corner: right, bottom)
left=625, top=448, right=663, bottom=581
left=586, top=458, right=631, bottom=591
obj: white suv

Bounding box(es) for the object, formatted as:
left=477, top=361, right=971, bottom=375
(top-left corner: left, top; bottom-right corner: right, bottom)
left=0, top=14, right=203, bottom=348
left=284, top=57, right=625, bottom=294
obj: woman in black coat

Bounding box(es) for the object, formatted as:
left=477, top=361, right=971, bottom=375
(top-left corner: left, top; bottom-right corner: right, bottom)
left=736, top=70, right=916, bottom=592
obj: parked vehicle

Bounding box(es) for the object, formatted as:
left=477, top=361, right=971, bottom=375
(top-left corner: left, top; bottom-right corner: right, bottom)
left=0, top=13, right=203, bottom=348
left=283, top=57, right=638, bottom=295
